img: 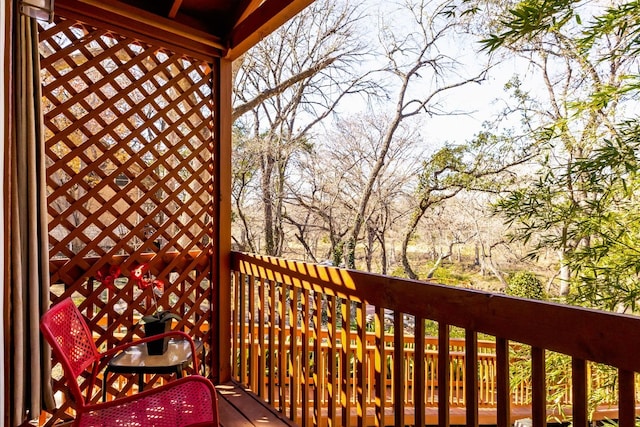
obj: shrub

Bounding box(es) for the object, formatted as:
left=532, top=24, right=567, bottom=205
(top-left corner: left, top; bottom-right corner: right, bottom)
left=506, top=271, right=545, bottom=300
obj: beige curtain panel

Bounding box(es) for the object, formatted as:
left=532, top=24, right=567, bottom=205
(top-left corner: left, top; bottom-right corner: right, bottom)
left=9, top=11, right=54, bottom=426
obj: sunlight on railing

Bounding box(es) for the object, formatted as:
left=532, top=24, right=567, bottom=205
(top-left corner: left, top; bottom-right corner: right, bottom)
left=231, top=252, right=640, bottom=427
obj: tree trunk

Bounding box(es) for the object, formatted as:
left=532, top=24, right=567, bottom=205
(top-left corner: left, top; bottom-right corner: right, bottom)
left=558, top=250, right=571, bottom=296
left=378, top=232, right=387, bottom=275
left=261, top=148, right=275, bottom=256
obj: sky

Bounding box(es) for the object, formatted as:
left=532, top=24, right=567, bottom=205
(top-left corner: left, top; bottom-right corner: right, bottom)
left=330, top=0, right=530, bottom=150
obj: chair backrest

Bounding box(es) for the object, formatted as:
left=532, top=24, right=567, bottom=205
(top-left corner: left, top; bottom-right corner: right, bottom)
left=40, top=297, right=101, bottom=405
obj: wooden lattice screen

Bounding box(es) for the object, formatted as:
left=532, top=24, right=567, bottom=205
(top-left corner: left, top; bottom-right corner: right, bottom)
left=39, top=16, right=216, bottom=424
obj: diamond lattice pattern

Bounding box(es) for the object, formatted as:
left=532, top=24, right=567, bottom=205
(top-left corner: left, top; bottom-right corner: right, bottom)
left=39, top=17, right=216, bottom=421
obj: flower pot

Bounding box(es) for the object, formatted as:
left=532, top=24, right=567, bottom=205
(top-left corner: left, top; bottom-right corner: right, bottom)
left=144, top=319, right=171, bottom=355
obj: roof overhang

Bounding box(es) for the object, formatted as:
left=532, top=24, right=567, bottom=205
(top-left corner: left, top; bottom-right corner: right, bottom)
left=53, top=0, right=316, bottom=60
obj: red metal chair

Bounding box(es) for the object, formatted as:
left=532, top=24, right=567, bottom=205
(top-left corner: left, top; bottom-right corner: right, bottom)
left=40, top=297, right=220, bottom=427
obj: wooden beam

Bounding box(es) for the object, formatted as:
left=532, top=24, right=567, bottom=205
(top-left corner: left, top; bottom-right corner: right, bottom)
left=56, top=0, right=226, bottom=59
left=232, top=0, right=263, bottom=29
left=226, top=0, right=315, bottom=60
left=168, top=0, right=183, bottom=19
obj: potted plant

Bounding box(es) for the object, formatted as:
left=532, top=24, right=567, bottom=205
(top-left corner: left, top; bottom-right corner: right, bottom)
left=94, top=261, right=182, bottom=355
left=129, top=263, right=182, bottom=355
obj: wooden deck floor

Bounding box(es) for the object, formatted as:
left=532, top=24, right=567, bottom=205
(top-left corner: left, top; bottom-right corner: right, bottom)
left=216, top=381, right=298, bottom=427
left=214, top=381, right=635, bottom=427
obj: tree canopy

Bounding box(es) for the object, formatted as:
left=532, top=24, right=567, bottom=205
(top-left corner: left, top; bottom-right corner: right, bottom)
left=231, top=0, right=640, bottom=313
left=486, top=0, right=640, bottom=309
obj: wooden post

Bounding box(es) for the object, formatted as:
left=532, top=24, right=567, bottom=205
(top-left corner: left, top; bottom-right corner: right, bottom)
left=216, top=57, right=233, bottom=383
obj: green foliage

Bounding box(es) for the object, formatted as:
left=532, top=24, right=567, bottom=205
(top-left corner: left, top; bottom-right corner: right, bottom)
left=506, top=271, right=545, bottom=300
left=389, top=265, right=408, bottom=278
left=564, top=122, right=640, bottom=311
left=332, top=242, right=344, bottom=269
left=482, top=0, right=640, bottom=68
left=509, top=349, right=573, bottom=417
left=429, top=267, right=472, bottom=285
left=493, top=155, right=581, bottom=256
left=580, top=1, right=640, bottom=56
left=345, top=238, right=356, bottom=269
left=488, top=0, right=640, bottom=310
left=510, top=344, right=619, bottom=421
left=416, top=145, right=467, bottom=193
left=481, top=0, right=579, bottom=51
left=496, top=121, right=640, bottom=311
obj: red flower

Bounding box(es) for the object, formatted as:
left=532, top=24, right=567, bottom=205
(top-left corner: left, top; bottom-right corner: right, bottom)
left=129, top=264, right=169, bottom=318
left=131, top=263, right=156, bottom=289
left=152, top=279, right=164, bottom=291
left=130, top=263, right=148, bottom=284
left=96, top=264, right=121, bottom=289
left=90, top=261, right=174, bottom=322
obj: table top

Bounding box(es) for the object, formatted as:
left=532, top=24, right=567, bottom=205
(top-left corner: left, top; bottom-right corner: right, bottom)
left=107, top=337, right=203, bottom=374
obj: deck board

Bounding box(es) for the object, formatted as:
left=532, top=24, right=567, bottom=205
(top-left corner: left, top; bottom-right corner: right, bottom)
left=216, top=381, right=298, bottom=427
left=214, top=380, right=640, bottom=427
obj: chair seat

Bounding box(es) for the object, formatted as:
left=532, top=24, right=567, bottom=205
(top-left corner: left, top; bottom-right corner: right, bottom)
left=40, top=297, right=220, bottom=427
left=80, top=376, right=215, bottom=427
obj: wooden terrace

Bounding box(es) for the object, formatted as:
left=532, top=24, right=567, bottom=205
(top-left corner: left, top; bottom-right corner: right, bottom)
left=43, top=251, right=640, bottom=427
left=228, top=252, right=640, bottom=427
left=4, top=0, right=640, bottom=426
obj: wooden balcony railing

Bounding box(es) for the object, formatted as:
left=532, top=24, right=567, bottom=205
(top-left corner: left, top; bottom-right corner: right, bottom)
left=230, top=252, right=640, bottom=427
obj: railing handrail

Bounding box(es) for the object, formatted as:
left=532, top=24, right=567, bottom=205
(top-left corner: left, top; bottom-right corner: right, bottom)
left=230, top=251, right=640, bottom=426
left=232, top=251, right=640, bottom=372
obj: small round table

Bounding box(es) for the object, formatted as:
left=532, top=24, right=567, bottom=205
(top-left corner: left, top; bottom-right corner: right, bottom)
left=102, top=337, right=203, bottom=401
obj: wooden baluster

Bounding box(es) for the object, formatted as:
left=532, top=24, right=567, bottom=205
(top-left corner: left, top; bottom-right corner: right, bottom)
left=278, top=282, right=288, bottom=413
left=368, top=329, right=375, bottom=407
left=393, top=311, right=405, bottom=426
left=267, top=279, right=276, bottom=405
left=248, top=275, right=258, bottom=392
left=301, top=288, right=311, bottom=426
left=495, top=337, right=510, bottom=427
left=405, top=346, right=411, bottom=405
left=465, top=329, right=479, bottom=427
left=327, top=294, right=338, bottom=427
left=531, top=347, right=545, bottom=427
left=450, top=352, right=457, bottom=405
left=427, top=350, right=435, bottom=405
left=356, top=301, right=367, bottom=427
left=374, top=307, right=386, bottom=427
left=479, top=356, right=486, bottom=404
left=438, top=323, right=450, bottom=427
left=618, top=369, right=635, bottom=427
left=571, top=358, right=587, bottom=427
left=258, top=278, right=266, bottom=398
left=352, top=328, right=358, bottom=408
left=314, top=291, right=323, bottom=426
left=290, top=286, right=300, bottom=423
left=414, top=317, right=425, bottom=427
left=236, top=271, right=247, bottom=383
left=341, top=299, right=352, bottom=427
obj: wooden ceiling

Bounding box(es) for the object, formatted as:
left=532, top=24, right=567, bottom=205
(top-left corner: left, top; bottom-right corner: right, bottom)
left=54, top=0, right=317, bottom=60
